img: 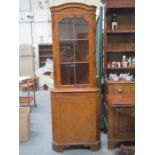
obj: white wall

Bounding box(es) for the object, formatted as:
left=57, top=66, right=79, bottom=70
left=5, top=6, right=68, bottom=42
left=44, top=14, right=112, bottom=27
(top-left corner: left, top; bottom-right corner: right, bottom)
left=51, top=0, right=102, bottom=7
left=19, top=0, right=104, bottom=70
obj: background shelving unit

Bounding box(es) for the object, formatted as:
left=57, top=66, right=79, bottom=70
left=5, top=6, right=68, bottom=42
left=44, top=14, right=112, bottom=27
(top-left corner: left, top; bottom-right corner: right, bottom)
left=103, top=0, right=135, bottom=149
left=38, top=44, right=53, bottom=67
left=104, top=2, right=135, bottom=81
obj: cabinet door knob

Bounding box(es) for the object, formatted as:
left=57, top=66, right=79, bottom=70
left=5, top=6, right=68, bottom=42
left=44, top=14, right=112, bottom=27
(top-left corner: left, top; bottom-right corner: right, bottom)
left=118, top=89, right=122, bottom=94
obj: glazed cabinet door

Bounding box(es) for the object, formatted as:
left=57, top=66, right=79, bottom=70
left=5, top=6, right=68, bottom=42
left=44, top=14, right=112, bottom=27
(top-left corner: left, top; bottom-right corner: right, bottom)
left=52, top=12, right=96, bottom=88
left=59, top=18, right=89, bottom=85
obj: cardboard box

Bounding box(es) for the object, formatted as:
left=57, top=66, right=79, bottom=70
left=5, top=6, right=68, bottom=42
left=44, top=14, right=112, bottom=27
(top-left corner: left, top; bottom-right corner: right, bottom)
left=19, top=107, right=30, bottom=142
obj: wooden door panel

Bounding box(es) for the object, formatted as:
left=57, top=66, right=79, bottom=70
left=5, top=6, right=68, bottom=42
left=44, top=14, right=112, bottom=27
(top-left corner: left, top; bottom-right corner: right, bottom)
left=59, top=100, right=94, bottom=142
left=52, top=93, right=98, bottom=143
left=112, top=108, right=135, bottom=138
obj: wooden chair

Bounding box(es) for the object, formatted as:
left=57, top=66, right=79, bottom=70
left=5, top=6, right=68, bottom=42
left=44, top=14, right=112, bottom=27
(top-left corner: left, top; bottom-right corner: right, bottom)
left=19, top=78, right=37, bottom=107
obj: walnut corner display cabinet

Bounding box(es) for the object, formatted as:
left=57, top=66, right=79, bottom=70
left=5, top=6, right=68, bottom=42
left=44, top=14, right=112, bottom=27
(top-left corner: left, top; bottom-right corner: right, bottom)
left=50, top=3, right=101, bottom=152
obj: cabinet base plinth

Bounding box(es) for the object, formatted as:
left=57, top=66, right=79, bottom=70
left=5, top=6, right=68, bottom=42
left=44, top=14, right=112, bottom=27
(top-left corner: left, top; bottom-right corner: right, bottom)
left=108, top=140, right=118, bottom=149
left=108, top=139, right=135, bottom=149
left=52, top=141, right=101, bottom=152
left=89, top=141, right=101, bottom=151
left=52, top=143, right=65, bottom=152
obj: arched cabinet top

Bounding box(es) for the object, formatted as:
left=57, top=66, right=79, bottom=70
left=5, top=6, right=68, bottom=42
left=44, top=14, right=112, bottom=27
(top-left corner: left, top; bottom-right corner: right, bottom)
left=50, top=3, right=96, bottom=15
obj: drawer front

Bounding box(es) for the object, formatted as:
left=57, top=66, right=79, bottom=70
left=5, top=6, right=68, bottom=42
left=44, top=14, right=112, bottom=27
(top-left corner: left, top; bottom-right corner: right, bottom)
left=106, top=84, right=135, bottom=95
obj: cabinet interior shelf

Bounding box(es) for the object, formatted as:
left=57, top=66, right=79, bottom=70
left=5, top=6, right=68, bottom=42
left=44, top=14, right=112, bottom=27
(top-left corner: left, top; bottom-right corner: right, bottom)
left=39, top=55, right=52, bottom=58
left=106, top=49, right=134, bottom=52
left=39, top=49, right=52, bottom=52
left=60, top=39, right=88, bottom=41
left=61, top=62, right=89, bottom=64
left=107, top=29, right=135, bottom=33
left=107, top=67, right=135, bottom=70
left=105, top=79, right=135, bottom=84
left=106, top=1, right=135, bottom=9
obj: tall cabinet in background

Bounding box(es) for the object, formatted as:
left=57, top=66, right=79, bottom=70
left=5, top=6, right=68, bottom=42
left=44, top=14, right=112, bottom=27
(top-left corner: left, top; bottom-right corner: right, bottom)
left=38, top=44, right=53, bottom=67
left=50, top=3, right=101, bottom=152
left=103, top=0, right=135, bottom=148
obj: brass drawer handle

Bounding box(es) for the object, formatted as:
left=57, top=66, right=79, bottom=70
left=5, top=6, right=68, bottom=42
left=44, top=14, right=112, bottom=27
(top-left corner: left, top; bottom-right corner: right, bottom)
left=118, top=89, right=122, bottom=94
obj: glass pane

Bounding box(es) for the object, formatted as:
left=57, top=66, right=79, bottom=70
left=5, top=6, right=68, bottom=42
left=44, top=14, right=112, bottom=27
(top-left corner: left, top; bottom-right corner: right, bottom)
left=76, top=63, right=89, bottom=84
left=75, top=40, right=89, bottom=62
left=60, top=40, right=74, bottom=62
left=61, top=64, right=75, bottom=85
left=59, top=19, right=74, bottom=40
left=59, top=18, right=90, bottom=85
left=74, top=18, right=88, bottom=39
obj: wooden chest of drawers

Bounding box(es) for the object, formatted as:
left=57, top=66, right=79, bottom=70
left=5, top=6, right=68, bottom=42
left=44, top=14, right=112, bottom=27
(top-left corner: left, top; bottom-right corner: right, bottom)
left=103, top=81, right=135, bottom=148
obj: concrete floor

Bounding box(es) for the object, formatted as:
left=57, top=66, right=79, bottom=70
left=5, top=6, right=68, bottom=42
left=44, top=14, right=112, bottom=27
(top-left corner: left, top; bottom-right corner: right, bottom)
left=19, top=90, right=118, bottom=155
